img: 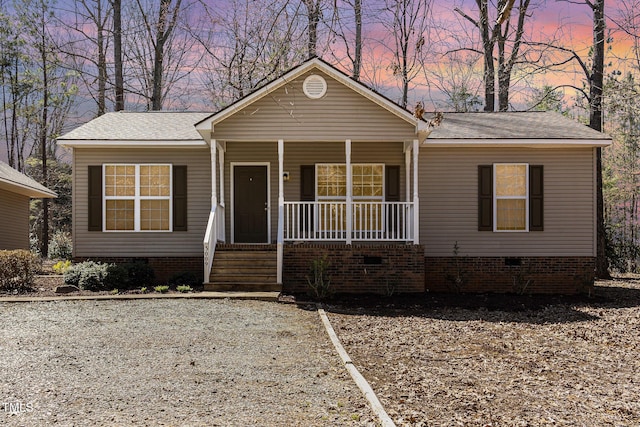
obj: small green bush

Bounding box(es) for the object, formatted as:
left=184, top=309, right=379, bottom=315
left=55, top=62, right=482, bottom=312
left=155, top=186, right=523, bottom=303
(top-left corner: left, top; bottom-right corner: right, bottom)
left=0, top=250, right=41, bottom=291
left=64, top=261, right=110, bottom=291
left=154, top=285, right=169, bottom=293
left=176, top=284, right=193, bottom=293
left=104, top=264, right=129, bottom=289
left=168, top=271, right=200, bottom=287
left=48, top=231, right=72, bottom=260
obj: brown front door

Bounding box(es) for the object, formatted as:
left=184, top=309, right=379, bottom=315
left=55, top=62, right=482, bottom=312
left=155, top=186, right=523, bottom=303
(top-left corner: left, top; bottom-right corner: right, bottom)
left=234, top=166, right=268, bottom=243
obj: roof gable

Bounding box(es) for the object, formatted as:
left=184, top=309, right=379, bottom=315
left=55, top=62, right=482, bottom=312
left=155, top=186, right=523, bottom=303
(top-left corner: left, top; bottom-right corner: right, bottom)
left=195, top=58, right=421, bottom=141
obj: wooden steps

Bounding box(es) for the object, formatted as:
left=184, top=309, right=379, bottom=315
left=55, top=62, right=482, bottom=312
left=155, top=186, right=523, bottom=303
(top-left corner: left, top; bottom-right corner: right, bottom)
left=205, top=248, right=280, bottom=292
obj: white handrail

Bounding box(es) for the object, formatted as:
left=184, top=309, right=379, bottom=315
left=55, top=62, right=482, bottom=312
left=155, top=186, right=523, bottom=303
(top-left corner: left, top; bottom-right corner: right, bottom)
left=203, top=206, right=217, bottom=283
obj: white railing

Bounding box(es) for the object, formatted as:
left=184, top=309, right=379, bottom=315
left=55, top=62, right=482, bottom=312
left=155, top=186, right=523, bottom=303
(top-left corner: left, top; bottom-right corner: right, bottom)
left=283, top=201, right=413, bottom=241
left=203, top=204, right=225, bottom=282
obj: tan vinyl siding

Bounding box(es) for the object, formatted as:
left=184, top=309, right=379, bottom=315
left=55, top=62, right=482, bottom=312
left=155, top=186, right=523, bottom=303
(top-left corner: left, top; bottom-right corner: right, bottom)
left=213, top=70, right=416, bottom=142
left=0, top=188, right=30, bottom=250
left=224, top=140, right=407, bottom=242
left=420, top=147, right=595, bottom=257
left=73, top=148, right=210, bottom=257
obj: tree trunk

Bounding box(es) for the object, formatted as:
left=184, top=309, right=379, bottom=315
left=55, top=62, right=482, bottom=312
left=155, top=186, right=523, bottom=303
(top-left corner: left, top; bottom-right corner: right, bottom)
left=97, top=0, right=106, bottom=115
left=113, top=0, right=124, bottom=111
left=477, top=0, right=495, bottom=111
left=304, top=0, right=321, bottom=59
left=353, top=0, right=361, bottom=80
left=590, top=0, right=610, bottom=278
left=39, top=4, right=49, bottom=258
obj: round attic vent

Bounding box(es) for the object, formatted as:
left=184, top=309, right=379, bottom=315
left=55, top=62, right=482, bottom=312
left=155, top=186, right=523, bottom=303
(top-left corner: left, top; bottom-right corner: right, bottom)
left=303, top=74, right=327, bottom=99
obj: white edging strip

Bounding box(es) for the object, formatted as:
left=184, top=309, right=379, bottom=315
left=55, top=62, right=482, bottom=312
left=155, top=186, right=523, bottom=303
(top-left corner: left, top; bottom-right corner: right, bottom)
left=317, top=307, right=396, bottom=427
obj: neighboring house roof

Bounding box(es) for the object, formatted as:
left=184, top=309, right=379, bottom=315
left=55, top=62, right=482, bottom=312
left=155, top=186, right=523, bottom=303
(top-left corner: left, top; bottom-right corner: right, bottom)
left=194, top=57, right=429, bottom=142
left=57, top=112, right=211, bottom=148
left=0, top=161, right=57, bottom=198
left=426, top=111, right=611, bottom=147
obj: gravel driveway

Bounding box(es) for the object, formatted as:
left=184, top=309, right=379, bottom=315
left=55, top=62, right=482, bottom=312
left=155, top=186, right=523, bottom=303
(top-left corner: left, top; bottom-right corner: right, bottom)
left=0, top=299, right=374, bottom=426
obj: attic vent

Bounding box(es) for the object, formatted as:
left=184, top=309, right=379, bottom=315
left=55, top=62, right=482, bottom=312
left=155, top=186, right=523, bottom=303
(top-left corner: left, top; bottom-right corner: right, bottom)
left=303, top=74, right=327, bottom=99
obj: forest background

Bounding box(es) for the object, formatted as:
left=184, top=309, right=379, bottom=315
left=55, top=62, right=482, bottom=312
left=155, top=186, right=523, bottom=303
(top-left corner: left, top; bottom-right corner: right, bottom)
left=1, top=0, right=638, bottom=275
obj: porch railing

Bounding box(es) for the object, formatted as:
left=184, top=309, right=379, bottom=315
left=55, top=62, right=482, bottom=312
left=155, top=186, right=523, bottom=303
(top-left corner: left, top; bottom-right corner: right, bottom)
left=203, top=204, right=225, bottom=282
left=283, top=201, right=414, bottom=241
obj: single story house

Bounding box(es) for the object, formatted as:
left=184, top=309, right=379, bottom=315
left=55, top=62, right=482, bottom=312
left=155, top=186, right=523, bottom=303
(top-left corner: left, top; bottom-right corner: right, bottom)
left=0, top=160, right=57, bottom=250
left=57, top=58, right=611, bottom=294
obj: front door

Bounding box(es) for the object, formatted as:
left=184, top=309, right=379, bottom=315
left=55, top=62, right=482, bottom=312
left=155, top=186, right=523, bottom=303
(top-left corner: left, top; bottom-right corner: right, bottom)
left=234, top=166, right=268, bottom=243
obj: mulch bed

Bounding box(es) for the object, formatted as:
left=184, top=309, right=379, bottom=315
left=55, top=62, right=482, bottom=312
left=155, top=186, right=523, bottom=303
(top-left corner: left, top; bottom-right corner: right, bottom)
left=326, top=277, right=640, bottom=426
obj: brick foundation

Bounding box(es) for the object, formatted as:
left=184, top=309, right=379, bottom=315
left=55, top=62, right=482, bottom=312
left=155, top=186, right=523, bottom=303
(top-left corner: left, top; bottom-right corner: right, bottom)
left=425, top=256, right=595, bottom=294
left=73, top=257, right=203, bottom=284
left=283, top=243, right=425, bottom=294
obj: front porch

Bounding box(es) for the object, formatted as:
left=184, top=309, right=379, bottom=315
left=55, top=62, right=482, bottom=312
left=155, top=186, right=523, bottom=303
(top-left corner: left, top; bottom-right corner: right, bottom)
left=202, top=138, right=422, bottom=291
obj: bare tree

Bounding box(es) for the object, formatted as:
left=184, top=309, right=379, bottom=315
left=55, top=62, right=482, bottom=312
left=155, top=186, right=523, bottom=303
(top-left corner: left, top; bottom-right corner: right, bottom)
left=198, top=0, right=305, bottom=107
left=380, top=0, right=433, bottom=109
left=302, top=0, right=322, bottom=58
left=454, top=0, right=533, bottom=111
left=328, top=0, right=362, bottom=80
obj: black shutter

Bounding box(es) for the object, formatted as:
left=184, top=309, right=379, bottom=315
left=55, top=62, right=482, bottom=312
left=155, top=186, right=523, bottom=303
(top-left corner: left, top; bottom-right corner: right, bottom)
left=88, top=165, right=102, bottom=231
left=385, top=165, right=401, bottom=202
left=300, top=165, right=315, bottom=235
left=173, top=166, right=188, bottom=231
left=529, top=165, right=543, bottom=231
left=478, top=165, right=493, bottom=231
left=300, top=165, right=315, bottom=201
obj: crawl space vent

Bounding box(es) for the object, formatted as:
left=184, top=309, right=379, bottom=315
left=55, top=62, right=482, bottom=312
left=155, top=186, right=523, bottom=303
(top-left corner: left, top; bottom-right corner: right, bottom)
left=303, top=74, right=327, bottom=99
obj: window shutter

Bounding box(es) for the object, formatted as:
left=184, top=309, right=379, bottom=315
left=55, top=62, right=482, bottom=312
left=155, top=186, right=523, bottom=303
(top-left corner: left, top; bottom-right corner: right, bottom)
left=385, top=166, right=400, bottom=202
left=529, top=165, right=543, bottom=231
left=478, top=165, right=493, bottom=231
left=88, top=165, right=103, bottom=231
left=173, top=166, right=188, bottom=231
left=300, top=165, right=315, bottom=201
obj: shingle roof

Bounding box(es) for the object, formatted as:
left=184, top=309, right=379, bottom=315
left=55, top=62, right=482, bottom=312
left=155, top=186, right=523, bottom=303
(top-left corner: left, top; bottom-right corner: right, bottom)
left=58, top=112, right=212, bottom=141
left=428, top=111, right=610, bottom=140
left=0, top=161, right=57, bottom=198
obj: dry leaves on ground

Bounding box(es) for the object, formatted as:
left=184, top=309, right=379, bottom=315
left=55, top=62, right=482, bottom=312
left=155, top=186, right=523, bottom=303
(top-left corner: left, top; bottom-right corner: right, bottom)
left=328, top=279, right=640, bottom=426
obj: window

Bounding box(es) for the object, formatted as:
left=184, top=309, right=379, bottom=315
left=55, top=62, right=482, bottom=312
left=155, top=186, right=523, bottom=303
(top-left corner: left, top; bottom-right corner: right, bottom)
left=104, top=164, right=172, bottom=232
left=316, top=164, right=384, bottom=232
left=494, top=164, right=528, bottom=231
left=478, top=164, right=544, bottom=232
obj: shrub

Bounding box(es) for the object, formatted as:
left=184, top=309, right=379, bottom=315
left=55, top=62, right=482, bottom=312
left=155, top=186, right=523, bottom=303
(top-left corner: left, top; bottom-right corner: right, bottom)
left=0, top=250, right=41, bottom=291
left=176, top=284, right=193, bottom=293
left=168, top=271, right=200, bottom=287
left=48, top=231, right=72, bottom=260
left=52, top=260, right=72, bottom=275
left=154, top=285, right=169, bottom=293
left=306, top=255, right=332, bottom=299
left=121, top=262, right=155, bottom=287
left=64, top=261, right=110, bottom=291
left=103, top=264, right=129, bottom=289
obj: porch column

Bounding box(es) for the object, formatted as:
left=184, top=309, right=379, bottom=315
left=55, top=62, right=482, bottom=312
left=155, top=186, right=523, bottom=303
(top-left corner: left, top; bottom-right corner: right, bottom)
left=405, top=145, right=411, bottom=204
left=211, top=139, right=217, bottom=207
left=217, top=141, right=226, bottom=242
left=217, top=141, right=225, bottom=207
left=345, top=139, right=352, bottom=244
left=413, top=139, right=420, bottom=244
left=277, top=139, right=284, bottom=284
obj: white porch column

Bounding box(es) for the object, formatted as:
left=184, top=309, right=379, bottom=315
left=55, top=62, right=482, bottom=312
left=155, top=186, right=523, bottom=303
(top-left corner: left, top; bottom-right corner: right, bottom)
left=345, top=139, right=352, bottom=244
left=405, top=145, right=411, bottom=204
left=217, top=141, right=225, bottom=207
left=277, top=139, right=284, bottom=284
left=211, top=139, right=217, bottom=207
left=413, top=139, right=420, bottom=244
left=217, top=141, right=226, bottom=242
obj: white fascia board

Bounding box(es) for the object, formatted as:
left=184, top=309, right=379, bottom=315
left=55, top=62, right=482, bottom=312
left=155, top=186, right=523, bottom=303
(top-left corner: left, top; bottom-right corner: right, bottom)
left=422, top=138, right=612, bottom=148
left=195, top=58, right=419, bottom=139
left=57, top=140, right=208, bottom=149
